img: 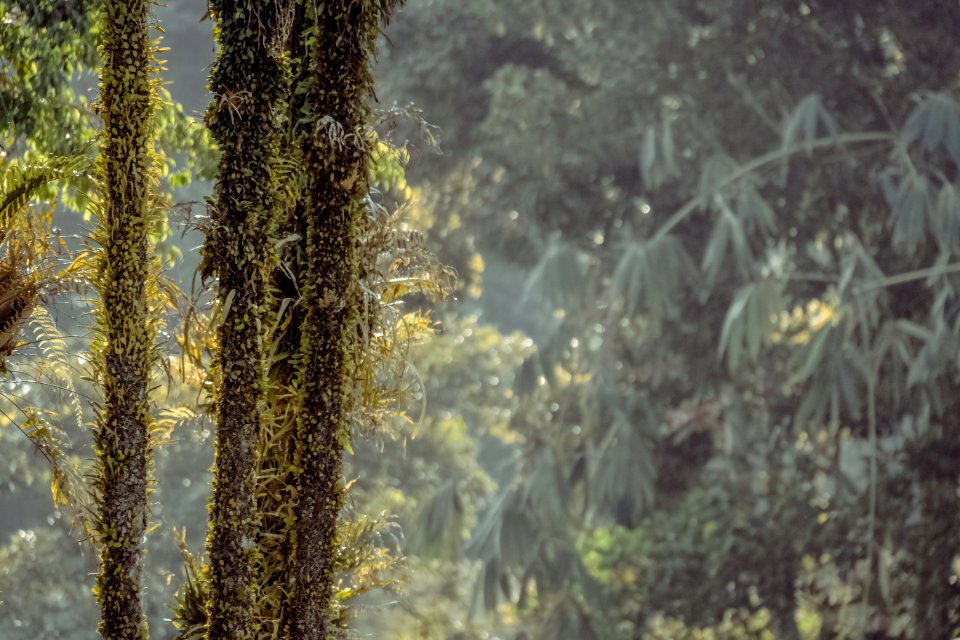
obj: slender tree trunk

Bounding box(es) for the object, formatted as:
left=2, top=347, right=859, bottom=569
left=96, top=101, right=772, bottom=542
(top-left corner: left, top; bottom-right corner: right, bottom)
left=202, top=1, right=293, bottom=638
left=253, top=131, right=306, bottom=631
left=282, top=2, right=402, bottom=637
left=93, top=0, right=158, bottom=638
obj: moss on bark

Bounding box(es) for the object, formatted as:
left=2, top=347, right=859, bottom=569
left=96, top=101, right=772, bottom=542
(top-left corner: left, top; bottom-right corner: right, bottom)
left=201, top=1, right=294, bottom=639
left=280, top=2, right=403, bottom=638
left=92, top=0, right=159, bottom=638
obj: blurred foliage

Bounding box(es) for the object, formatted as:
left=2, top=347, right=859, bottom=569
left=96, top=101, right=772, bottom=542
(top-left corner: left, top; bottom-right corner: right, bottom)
left=0, top=527, right=98, bottom=639
left=362, top=0, right=960, bottom=639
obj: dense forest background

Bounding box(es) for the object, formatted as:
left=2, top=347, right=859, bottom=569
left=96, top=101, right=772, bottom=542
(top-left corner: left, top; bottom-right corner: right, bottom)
left=2, top=1, right=960, bottom=639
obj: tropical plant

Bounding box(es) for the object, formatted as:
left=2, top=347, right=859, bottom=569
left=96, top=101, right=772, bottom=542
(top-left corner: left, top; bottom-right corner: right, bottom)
left=199, top=0, right=294, bottom=637
left=88, top=0, right=164, bottom=636
left=370, top=1, right=960, bottom=638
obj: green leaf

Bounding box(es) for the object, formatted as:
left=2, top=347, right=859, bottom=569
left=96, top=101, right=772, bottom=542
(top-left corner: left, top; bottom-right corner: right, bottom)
left=465, top=488, right=510, bottom=562
left=703, top=201, right=754, bottom=284
left=639, top=124, right=657, bottom=188
left=538, top=595, right=599, bottom=640
left=697, top=154, right=739, bottom=200
left=661, top=116, right=678, bottom=176
left=590, top=410, right=657, bottom=526
left=523, top=234, right=591, bottom=310
left=901, top=93, right=960, bottom=167
left=933, top=183, right=960, bottom=251
left=0, top=155, right=90, bottom=231
left=886, top=171, right=933, bottom=252
left=782, top=93, right=837, bottom=155
left=736, top=181, right=777, bottom=235
left=515, top=354, right=544, bottom=395
left=718, top=279, right=783, bottom=372
left=408, top=480, right=464, bottom=558
left=523, top=448, right=569, bottom=525
left=701, top=206, right=731, bottom=286
left=790, top=324, right=832, bottom=386
left=610, top=234, right=696, bottom=317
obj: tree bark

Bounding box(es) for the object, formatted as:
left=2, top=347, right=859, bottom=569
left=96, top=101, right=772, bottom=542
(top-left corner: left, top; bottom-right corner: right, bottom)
left=202, top=1, right=293, bottom=638
left=281, top=2, right=403, bottom=637
left=93, top=0, right=157, bottom=637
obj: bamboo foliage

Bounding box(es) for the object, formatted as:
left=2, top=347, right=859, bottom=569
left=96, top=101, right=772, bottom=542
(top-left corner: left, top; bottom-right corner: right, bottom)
left=200, top=0, right=295, bottom=639
left=91, top=0, right=162, bottom=638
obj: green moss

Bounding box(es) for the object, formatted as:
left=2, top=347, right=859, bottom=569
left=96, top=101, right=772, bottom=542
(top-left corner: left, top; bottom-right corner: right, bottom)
left=201, top=1, right=294, bottom=639
left=278, top=2, right=405, bottom=638
left=91, top=0, right=161, bottom=638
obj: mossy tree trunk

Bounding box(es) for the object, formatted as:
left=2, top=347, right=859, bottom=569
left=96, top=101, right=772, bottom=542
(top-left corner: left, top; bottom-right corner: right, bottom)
left=282, top=2, right=402, bottom=637
left=92, top=0, right=159, bottom=638
left=202, top=1, right=293, bottom=638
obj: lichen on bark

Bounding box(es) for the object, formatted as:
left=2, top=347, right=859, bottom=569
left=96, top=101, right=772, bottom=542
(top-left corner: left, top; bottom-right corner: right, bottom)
left=201, top=1, right=294, bottom=639
left=91, top=0, right=160, bottom=638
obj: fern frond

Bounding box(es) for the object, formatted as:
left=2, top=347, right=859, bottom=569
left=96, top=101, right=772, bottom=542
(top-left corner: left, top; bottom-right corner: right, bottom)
left=28, top=306, right=84, bottom=433
left=0, top=155, right=93, bottom=235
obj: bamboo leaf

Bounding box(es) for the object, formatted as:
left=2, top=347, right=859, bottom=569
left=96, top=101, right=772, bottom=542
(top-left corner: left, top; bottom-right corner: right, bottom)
left=611, top=234, right=695, bottom=317
left=719, top=285, right=752, bottom=371
left=934, top=183, right=959, bottom=251
left=718, top=280, right=782, bottom=372
left=701, top=209, right=731, bottom=286
left=661, top=117, right=678, bottom=176
left=697, top=154, right=739, bottom=200
left=736, top=182, right=777, bottom=235
left=523, top=235, right=590, bottom=310
left=790, top=325, right=832, bottom=386
left=901, top=93, right=960, bottom=167
left=783, top=94, right=836, bottom=155
left=887, top=172, right=933, bottom=252
left=639, top=125, right=657, bottom=188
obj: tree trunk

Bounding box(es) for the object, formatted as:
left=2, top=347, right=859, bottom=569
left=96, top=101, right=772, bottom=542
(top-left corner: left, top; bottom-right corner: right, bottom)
left=281, top=2, right=403, bottom=637
left=92, top=0, right=158, bottom=637
left=202, top=1, right=293, bottom=638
